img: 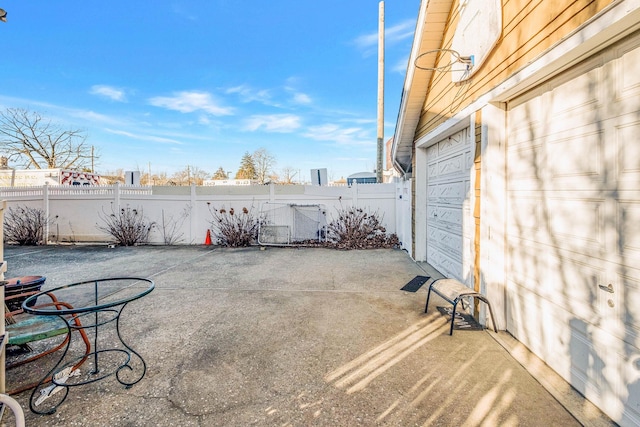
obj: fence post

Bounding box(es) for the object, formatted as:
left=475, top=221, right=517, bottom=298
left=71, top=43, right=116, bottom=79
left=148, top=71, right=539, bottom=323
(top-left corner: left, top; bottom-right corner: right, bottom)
left=43, top=184, right=50, bottom=245
left=114, top=182, right=121, bottom=210
left=190, top=184, right=197, bottom=244
left=351, top=181, right=358, bottom=207
left=269, top=182, right=275, bottom=203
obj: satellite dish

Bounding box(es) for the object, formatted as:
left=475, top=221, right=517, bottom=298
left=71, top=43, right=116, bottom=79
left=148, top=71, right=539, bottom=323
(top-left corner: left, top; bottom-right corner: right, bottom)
left=0, top=9, right=6, bottom=22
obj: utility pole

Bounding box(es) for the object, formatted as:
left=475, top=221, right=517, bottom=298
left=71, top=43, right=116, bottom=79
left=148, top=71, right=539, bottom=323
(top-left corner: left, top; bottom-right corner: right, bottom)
left=376, top=1, right=385, bottom=183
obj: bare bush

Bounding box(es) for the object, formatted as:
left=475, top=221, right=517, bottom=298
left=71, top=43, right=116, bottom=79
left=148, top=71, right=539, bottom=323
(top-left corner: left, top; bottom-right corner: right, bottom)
left=208, top=204, right=265, bottom=247
left=159, top=205, right=191, bottom=245
left=97, top=205, right=155, bottom=246
left=326, top=205, right=399, bottom=250
left=3, top=205, right=53, bottom=245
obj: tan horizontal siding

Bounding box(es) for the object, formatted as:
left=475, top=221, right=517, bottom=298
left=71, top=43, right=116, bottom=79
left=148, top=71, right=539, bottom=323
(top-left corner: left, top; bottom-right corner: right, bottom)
left=415, top=0, right=613, bottom=140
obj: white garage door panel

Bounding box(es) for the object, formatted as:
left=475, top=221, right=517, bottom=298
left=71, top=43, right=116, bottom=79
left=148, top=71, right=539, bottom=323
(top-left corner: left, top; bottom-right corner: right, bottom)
left=426, top=205, right=465, bottom=232
left=506, top=144, right=545, bottom=188
left=621, top=272, right=640, bottom=351
left=433, top=153, right=467, bottom=180
left=507, top=238, right=604, bottom=321
left=546, top=129, right=605, bottom=182
left=437, top=132, right=471, bottom=157
left=506, top=282, right=577, bottom=371
left=507, top=32, right=640, bottom=426
left=506, top=194, right=606, bottom=252
left=545, top=196, right=606, bottom=251
left=427, top=244, right=462, bottom=279
left=426, top=127, right=472, bottom=281
left=428, top=225, right=462, bottom=258
left=506, top=282, right=624, bottom=414
left=617, top=40, right=640, bottom=102
left=547, top=256, right=608, bottom=322
left=620, top=340, right=640, bottom=426
left=547, top=58, right=602, bottom=116
left=505, top=195, right=546, bottom=235
left=436, top=205, right=464, bottom=229
left=427, top=181, right=467, bottom=204
left=569, top=324, right=606, bottom=400
left=616, top=117, right=640, bottom=188
left=619, top=198, right=640, bottom=264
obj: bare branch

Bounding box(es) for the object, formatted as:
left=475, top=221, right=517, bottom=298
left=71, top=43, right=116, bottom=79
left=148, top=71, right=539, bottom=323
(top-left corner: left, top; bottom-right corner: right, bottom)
left=0, top=108, right=95, bottom=170
left=252, top=147, right=276, bottom=184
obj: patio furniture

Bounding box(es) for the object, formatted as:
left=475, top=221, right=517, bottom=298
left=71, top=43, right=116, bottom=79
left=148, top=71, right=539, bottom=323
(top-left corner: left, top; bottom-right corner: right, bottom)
left=0, top=393, right=25, bottom=427
left=425, top=278, right=498, bottom=335
left=0, top=289, right=26, bottom=426
left=4, top=276, right=46, bottom=312
left=5, top=290, right=91, bottom=395
left=22, top=277, right=154, bottom=415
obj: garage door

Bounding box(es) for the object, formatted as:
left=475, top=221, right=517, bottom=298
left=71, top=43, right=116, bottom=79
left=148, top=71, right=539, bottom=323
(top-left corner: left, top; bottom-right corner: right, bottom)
left=426, top=127, right=473, bottom=282
left=506, top=33, right=640, bottom=426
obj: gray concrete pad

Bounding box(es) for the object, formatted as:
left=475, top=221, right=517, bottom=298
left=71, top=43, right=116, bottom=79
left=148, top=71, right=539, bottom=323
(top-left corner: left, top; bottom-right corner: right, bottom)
left=2, top=246, right=613, bottom=426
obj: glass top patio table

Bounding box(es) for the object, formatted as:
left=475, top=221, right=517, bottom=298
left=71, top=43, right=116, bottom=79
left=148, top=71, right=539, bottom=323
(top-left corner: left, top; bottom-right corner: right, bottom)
left=23, top=277, right=154, bottom=315
left=22, top=277, right=154, bottom=415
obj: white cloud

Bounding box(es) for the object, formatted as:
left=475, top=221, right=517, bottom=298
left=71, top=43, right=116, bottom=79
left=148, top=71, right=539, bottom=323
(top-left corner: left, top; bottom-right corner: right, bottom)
left=292, top=92, right=312, bottom=105
left=226, top=85, right=274, bottom=105
left=354, top=20, right=415, bottom=55
left=148, top=91, right=233, bottom=116
left=392, top=56, right=409, bottom=74
left=90, top=85, right=127, bottom=102
left=227, top=82, right=312, bottom=108
left=303, top=123, right=373, bottom=146
left=386, top=20, right=416, bottom=44
left=354, top=32, right=379, bottom=51
left=244, top=114, right=301, bottom=133
left=70, top=109, right=124, bottom=125
left=197, top=115, right=211, bottom=125
left=104, top=128, right=183, bottom=145
left=341, top=118, right=376, bottom=125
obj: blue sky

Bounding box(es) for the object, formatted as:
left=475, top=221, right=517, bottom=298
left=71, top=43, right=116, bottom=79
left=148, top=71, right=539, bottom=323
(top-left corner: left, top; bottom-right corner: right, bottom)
left=0, top=1, right=418, bottom=181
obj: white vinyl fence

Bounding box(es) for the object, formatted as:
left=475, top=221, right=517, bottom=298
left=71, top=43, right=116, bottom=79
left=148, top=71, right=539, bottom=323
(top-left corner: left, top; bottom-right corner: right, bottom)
left=0, top=182, right=408, bottom=246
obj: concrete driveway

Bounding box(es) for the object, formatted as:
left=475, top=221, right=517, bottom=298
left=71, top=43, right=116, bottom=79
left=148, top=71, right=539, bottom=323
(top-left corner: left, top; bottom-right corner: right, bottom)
left=2, top=245, right=612, bottom=426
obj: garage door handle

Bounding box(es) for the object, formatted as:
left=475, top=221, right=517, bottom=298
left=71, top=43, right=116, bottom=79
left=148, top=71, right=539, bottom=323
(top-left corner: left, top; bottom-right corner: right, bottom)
left=598, top=284, right=614, bottom=293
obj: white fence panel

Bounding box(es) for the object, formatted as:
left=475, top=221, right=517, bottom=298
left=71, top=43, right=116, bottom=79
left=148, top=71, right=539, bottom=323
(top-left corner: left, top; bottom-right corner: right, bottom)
left=0, top=183, right=401, bottom=245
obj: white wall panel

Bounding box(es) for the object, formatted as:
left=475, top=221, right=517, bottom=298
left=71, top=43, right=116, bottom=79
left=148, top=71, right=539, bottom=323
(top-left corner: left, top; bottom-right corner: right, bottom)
left=506, top=32, right=640, bottom=426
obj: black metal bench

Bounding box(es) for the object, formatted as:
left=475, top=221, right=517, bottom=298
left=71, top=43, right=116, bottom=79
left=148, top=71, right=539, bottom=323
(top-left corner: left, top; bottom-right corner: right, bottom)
left=425, top=278, right=498, bottom=335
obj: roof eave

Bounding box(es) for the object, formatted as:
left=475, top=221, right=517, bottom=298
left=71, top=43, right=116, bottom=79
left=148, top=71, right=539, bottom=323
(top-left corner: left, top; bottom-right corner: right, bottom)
left=392, top=0, right=453, bottom=175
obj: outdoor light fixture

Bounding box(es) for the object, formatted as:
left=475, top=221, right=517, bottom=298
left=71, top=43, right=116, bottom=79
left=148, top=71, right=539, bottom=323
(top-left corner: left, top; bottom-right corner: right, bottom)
left=0, top=8, right=6, bottom=22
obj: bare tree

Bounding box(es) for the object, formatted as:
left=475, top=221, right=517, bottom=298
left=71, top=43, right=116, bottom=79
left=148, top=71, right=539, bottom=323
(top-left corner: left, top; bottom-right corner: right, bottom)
left=140, top=171, right=169, bottom=185
left=133, top=165, right=169, bottom=185
left=101, top=169, right=125, bottom=184
left=278, top=166, right=298, bottom=184
left=0, top=108, right=95, bottom=170
left=190, top=166, right=211, bottom=185
left=252, top=147, right=276, bottom=184
left=171, top=165, right=210, bottom=185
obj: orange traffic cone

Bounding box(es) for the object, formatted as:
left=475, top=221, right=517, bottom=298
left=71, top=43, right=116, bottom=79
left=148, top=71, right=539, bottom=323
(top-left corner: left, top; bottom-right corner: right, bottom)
left=204, top=229, right=212, bottom=245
